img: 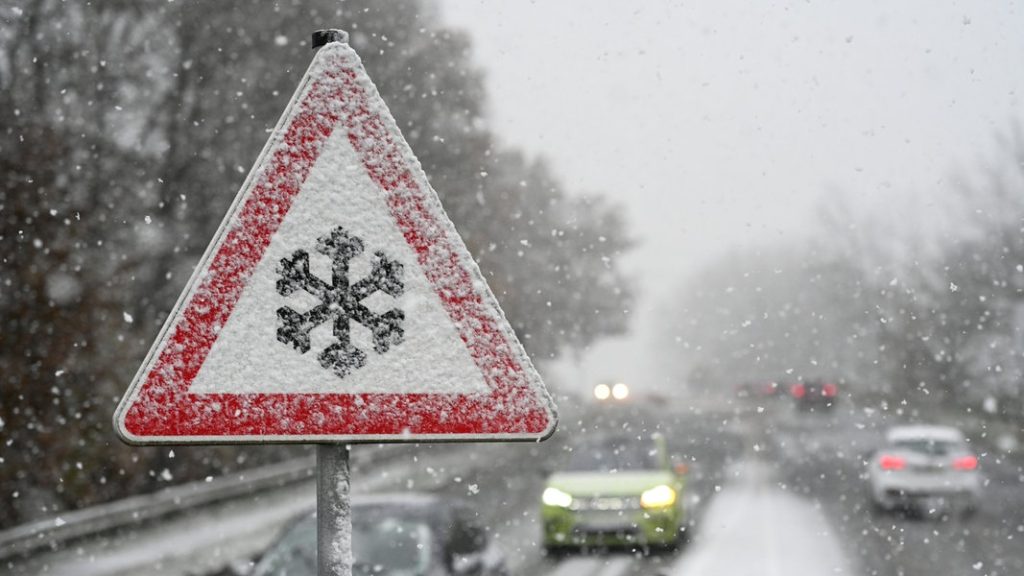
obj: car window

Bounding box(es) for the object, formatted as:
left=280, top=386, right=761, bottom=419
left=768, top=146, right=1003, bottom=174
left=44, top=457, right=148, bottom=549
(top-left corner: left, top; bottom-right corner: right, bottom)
left=252, top=516, right=317, bottom=576
left=891, top=439, right=961, bottom=457
left=352, top=516, right=433, bottom=575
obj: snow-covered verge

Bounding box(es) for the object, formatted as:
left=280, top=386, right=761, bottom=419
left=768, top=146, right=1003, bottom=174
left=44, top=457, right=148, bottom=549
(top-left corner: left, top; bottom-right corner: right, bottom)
left=0, top=443, right=444, bottom=563
left=0, top=456, right=315, bottom=561
left=3, top=444, right=503, bottom=576
left=668, top=460, right=852, bottom=576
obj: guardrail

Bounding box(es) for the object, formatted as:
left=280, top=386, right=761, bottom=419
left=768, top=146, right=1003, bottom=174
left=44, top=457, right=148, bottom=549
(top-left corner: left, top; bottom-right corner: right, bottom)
left=0, top=441, right=468, bottom=562
left=0, top=455, right=318, bottom=561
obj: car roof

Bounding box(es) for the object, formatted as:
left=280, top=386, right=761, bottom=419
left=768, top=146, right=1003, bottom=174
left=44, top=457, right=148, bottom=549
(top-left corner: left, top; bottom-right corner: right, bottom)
left=353, top=492, right=446, bottom=508
left=298, top=492, right=465, bottom=524
left=885, top=425, right=965, bottom=443
left=354, top=492, right=473, bottom=520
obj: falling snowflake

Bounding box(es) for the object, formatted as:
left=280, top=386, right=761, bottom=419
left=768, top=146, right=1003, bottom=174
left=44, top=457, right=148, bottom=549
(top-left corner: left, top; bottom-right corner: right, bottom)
left=276, top=226, right=405, bottom=379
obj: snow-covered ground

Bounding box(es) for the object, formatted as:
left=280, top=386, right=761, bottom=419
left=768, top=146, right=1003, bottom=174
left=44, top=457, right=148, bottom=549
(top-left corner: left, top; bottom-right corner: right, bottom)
left=669, top=460, right=852, bottom=576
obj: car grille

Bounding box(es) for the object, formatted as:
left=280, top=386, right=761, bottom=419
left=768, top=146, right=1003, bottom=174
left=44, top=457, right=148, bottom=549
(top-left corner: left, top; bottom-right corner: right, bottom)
left=570, top=496, right=641, bottom=512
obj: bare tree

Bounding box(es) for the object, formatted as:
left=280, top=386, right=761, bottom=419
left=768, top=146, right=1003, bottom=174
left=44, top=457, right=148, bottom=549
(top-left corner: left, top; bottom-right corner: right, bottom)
left=0, top=0, right=633, bottom=526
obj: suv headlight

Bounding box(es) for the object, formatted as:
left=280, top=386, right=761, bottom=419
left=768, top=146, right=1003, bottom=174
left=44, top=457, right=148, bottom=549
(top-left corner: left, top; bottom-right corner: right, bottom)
left=542, top=487, right=573, bottom=508
left=640, top=485, right=677, bottom=509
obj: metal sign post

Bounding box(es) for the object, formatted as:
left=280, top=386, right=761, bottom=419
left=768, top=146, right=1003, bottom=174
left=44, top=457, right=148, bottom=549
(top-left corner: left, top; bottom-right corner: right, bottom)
left=311, top=31, right=353, bottom=576
left=317, top=444, right=352, bottom=576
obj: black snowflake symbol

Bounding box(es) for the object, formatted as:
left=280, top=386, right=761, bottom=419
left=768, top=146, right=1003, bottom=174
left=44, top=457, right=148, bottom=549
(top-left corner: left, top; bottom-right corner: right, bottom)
left=276, top=226, right=405, bottom=379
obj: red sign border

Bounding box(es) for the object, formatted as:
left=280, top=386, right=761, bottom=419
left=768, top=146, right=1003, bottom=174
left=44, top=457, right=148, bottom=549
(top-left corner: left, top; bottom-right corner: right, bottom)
left=114, top=44, right=556, bottom=444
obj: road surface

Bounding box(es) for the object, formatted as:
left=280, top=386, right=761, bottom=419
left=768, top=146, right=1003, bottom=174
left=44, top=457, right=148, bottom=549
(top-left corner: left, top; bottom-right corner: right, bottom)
left=8, top=398, right=1024, bottom=576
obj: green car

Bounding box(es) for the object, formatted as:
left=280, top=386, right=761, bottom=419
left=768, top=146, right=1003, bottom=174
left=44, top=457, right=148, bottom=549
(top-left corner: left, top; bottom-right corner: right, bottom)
left=541, top=434, right=688, bottom=553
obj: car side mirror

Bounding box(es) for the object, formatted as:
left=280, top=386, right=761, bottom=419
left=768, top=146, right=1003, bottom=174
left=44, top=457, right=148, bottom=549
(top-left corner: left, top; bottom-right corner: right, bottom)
left=447, top=521, right=487, bottom=556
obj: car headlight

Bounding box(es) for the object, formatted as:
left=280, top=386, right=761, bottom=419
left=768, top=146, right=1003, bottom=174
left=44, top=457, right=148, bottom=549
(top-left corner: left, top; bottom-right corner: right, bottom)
left=612, top=382, right=629, bottom=400
left=640, top=485, right=677, bottom=509
left=542, top=487, right=573, bottom=508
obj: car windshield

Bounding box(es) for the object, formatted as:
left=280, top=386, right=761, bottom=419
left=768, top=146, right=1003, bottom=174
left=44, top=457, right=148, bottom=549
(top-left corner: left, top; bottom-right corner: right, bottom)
left=251, top=516, right=317, bottom=576
left=253, top=511, right=433, bottom=576
left=566, top=442, right=661, bottom=472
left=892, top=439, right=961, bottom=457
left=352, top=514, right=433, bottom=575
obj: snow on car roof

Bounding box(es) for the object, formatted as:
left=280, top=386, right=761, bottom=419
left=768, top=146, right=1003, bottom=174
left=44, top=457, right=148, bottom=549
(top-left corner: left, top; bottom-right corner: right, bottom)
left=885, top=425, right=965, bottom=443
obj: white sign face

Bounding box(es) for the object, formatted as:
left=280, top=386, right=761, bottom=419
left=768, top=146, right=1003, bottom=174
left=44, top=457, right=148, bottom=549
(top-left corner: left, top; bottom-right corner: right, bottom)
left=114, top=41, right=557, bottom=444
left=189, top=128, right=488, bottom=396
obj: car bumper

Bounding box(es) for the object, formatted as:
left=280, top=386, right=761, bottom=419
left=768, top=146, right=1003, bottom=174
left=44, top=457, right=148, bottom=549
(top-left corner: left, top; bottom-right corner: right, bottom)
left=871, top=472, right=981, bottom=507
left=541, top=505, right=682, bottom=548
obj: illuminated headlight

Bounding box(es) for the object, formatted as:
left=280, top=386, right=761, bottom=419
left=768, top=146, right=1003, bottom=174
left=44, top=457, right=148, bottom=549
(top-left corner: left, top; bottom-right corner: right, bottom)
left=640, top=485, right=676, bottom=509
left=542, top=487, right=574, bottom=508
left=612, top=382, right=629, bottom=400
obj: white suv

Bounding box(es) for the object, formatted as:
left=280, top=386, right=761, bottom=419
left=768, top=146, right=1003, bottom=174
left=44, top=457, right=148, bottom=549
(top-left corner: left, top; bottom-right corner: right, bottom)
left=867, top=425, right=982, bottom=517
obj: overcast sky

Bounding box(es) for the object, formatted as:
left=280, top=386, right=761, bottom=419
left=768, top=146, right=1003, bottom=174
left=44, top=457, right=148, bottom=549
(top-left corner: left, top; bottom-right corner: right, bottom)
left=438, top=0, right=1024, bottom=394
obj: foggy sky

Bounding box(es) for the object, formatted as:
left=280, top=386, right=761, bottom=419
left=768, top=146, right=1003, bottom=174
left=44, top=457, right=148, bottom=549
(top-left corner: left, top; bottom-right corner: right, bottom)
left=439, top=0, right=1024, bottom=394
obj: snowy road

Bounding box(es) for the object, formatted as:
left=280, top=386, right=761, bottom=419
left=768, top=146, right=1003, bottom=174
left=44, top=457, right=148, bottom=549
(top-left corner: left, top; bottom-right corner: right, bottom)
left=668, top=460, right=851, bottom=576
left=8, top=399, right=1024, bottom=576
left=767, top=402, right=1024, bottom=576
left=7, top=403, right=738, bottom=576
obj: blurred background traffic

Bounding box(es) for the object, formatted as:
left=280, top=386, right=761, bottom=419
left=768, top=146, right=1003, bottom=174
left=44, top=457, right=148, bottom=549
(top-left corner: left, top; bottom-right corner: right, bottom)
left=3, top=1, right=1024, bottom=575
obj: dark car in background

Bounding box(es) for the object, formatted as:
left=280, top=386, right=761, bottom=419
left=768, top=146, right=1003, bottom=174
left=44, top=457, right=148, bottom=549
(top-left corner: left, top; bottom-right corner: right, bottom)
left=790, top=379, right=839, bottom=412
left=248, top=493, right=507, bottom=576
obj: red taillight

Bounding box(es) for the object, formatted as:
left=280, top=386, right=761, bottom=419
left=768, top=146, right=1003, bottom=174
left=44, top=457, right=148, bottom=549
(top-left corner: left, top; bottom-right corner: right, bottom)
left=879, top=454, right=906, bottom=470
left=952, top=455, right=978, bottom=471
left=822, top=383, right=838, bottom=397
left=790, top=384, right=806, bottom=398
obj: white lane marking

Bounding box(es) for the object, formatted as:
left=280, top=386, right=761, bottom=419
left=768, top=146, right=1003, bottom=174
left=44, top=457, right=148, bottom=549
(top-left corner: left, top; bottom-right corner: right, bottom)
left=759, top=482, right=782, bottom=576
left=666, top=459, right=853, bottom=576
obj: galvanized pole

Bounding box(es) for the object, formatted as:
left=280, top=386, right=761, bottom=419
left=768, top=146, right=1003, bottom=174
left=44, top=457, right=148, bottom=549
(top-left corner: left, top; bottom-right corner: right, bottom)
left=317, top=444, right=352, bottom=576
left=311, top=30, right=353, bottom=576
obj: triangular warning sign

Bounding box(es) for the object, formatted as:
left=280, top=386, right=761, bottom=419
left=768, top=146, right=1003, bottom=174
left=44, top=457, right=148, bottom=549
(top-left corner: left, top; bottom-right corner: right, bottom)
left=114, top=41, right=557, bottom=444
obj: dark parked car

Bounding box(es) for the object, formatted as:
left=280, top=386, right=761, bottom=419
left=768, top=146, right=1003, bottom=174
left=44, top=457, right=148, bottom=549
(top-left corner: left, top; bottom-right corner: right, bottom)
left=249, top=493, right=508, bottom=576
left=790, top=379, right=838, bottom=411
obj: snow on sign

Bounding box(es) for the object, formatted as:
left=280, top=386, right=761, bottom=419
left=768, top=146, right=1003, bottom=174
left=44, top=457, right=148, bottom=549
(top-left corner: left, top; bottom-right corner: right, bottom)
left=114, top=39, right=556, bottom=444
